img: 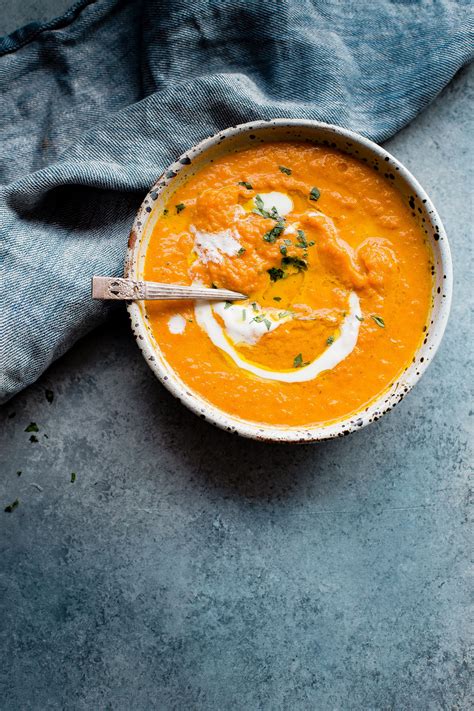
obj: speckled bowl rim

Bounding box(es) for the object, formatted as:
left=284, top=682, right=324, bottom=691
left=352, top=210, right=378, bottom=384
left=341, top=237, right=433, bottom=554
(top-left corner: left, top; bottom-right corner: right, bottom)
left=124, top=119, right=452, bottom=443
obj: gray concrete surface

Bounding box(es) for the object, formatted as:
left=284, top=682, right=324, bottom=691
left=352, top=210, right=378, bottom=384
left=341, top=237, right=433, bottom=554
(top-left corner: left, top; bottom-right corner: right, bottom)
left=1, top=2, right=473, bottom=709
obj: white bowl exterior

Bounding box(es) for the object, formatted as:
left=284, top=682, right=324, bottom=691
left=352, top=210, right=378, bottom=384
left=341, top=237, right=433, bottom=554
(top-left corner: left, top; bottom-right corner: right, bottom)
left=124, top=120, right=452, bottom=442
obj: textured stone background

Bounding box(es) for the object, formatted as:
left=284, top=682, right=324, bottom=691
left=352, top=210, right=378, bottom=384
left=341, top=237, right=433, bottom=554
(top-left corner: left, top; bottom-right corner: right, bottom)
left=0, top=2, right=472, bottom=709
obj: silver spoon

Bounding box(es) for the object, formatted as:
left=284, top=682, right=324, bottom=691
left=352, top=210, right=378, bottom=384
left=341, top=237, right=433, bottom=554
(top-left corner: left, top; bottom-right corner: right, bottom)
left=92, top=276, right=246, bottom=302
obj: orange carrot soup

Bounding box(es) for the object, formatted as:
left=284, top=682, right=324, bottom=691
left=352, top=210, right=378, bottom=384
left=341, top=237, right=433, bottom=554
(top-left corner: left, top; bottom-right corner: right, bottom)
left=144, top=143, right=432, bottom=427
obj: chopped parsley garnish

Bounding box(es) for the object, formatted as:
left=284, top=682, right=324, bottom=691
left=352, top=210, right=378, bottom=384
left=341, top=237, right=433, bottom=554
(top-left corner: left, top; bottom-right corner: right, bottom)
left=4, top=499, right=19, bottom=513
left=238, top=247, right=246, bottom=255
left=25, top=423, right=38, bottom=433
left=175, top=203, right=185, bottom=213
left=356, top=315, right=364, bottom=322
left=224, top=301, right=232, bottom=309
left=238, top=181, right=253, bottom=190
left=267, top=253, right=307, bottom=283
left=278, top=311, right=292, bottom=318
left=293, top=353, right=309, bottom=368
left=309, top=187, right=321, bottom=201
left=326, top=335, right=335, bottom=345
left=252, top=314, right=273, bottom=330
left=251, top=302, right=258, bottom=312
left=242, top=310, right=246, bottom=321
left=273, top=296, right=282, bottom=302
left=253, top=195, right=282, bottom=221
left=267, top=267, right=285, bottom=282
left=295, top=229, right=308, bottom=249
left=30, top=435, right=38, bottom=443
left=279, top=165, right=292, bottom=175
left=279, top=244, right=288, bottom=256
left=45, top=389, right=54, bottom=403
left=371, top=315, right=385, bottom=328
left=282, top=256, right=308, bottom=272
left=71, top=472, right=76, bottom=483
left=263, top=221, right=285, bottom=243
left=253, top=194, right=268, bottom=217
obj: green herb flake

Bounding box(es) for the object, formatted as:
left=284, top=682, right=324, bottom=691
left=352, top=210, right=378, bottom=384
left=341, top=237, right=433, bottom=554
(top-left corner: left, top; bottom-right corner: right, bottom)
left=267, top=267, right=285, bottom=282
left=263, top=318, right=272, bottom=331
left=253, top=195, right=282, bottom=221
left=224, top=301, right=232, bottom=309
left=273, top=296, right=282, bottom=302
left=252, top=302, right=258, bottom=312
left=283, top=239, right=292, bottom=245
left=238, top=247, right=246, bottom=255
left=278, top=311, right=292, bottom=319
left=279, top=165, right=292, bottom=175
left=253, top=194, right=266, bottom=217
left=30, top=435, right=39, bottom=443
left=25, top=422, right=39, bottom=433
left=279, top=244, right=288, bottom=256
left=175, top=203, right=185, bottom=214
left=326, top=335, right=335, bottom=345
left=263, top=221, right=285, bottom=243
left=45, top=389, right=54, bottom=403
left=71, top=472, right=76, bottom=483
left=356, top=315, right=364, bottom=322
left=371, top=315, right=385, bottom=328
left=4, top=499, right=19, bottom=513
left=295, top=229, right=308, bottom=249
left=242, top=310, right=246, bottom=321
left=309, top=187, right=321, bottom=202
left=293, top=353, right=309, bottom=368
left=238, top=181, right=253, bottom=190
left=282, top=256, right=308, bottom=272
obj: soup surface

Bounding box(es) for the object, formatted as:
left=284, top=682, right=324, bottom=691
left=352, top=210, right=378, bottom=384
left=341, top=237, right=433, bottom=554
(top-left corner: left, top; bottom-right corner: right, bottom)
left=144, top=143, right=432, bottom=427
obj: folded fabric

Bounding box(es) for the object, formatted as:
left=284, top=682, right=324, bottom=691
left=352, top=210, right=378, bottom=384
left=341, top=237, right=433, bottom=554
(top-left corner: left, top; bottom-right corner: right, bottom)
left=0, top=0, right=472, bottom=402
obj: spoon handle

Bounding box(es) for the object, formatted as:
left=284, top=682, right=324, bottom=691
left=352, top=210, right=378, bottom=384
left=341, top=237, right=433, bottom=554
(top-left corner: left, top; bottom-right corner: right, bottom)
left=92, top=276, right=246, bottom=302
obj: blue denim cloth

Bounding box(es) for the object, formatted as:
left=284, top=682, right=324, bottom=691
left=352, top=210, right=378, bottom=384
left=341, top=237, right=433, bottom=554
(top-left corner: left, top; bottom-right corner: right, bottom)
left=0, top=0, right=472, bottom=401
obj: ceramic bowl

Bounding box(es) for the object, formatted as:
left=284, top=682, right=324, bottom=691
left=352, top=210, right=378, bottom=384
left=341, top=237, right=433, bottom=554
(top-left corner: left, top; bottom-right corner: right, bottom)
left=124, top=120, right=452, bottom=442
